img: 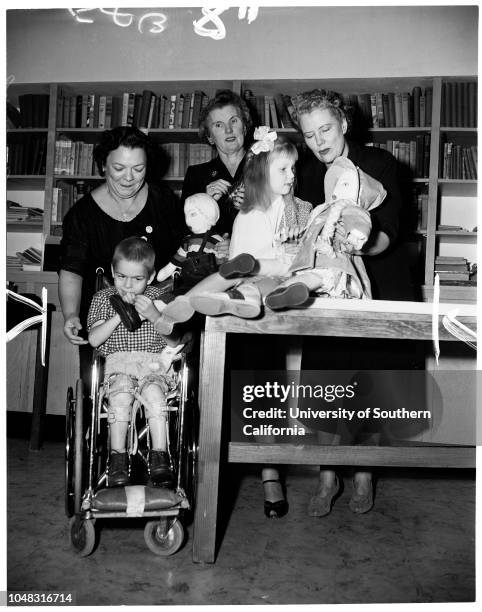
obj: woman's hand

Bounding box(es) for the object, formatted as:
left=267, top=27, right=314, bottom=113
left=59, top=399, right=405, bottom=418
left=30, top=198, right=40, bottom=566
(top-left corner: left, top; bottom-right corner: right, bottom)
left=206, top=179, right=231, bottom=201
left=63, top=315, right=88, bottom=345
left=214, top=233, right=230, bottom=260
left=134, top=295, right=159, bottom=324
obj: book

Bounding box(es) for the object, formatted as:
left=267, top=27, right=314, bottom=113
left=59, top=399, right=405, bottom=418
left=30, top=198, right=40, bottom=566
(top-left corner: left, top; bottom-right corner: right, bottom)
left=132, top=93, right=142, bottom=127
left=138, top=90, right=154, bottom=128
left=394, top=93, right=403, bottom=127
left=181, top=93, right=191, bottom=129
left=86, top=94, right=95, bottom=128
left=98, top=95, right=107, bottom=129
left=268, top=96, right=279, bottom=129
left=401, top=92, right=410, bottom=127
left=412, top=86, right=421, bottom=127
left=147, top=94, right=156, bottom=129
left=168, top=95, right=177, bottom=129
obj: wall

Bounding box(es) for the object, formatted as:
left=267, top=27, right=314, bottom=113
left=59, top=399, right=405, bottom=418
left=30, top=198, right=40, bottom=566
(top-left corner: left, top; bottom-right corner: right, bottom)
left=6, top=5, right=478, bottom=84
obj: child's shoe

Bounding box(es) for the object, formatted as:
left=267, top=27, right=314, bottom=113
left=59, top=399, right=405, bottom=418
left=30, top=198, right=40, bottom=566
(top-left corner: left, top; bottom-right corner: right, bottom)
left=149, top=450, right=175, bottom=488
left=265, top=282, right=310, bottom=311
left=107, top=451, right=130, bottom=487
left=153, top=295, right=195, bottom=335
left=189, top=283, right=261, bottom=318
left=219, top=253, right=257, bottom=279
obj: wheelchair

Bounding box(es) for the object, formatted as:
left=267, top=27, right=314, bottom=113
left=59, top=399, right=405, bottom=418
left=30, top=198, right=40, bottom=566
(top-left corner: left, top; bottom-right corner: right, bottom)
left=64, top=271, right=198, bottom=557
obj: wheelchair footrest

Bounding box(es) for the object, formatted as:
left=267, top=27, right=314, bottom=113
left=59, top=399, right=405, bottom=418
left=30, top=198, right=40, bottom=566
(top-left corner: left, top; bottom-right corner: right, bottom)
left=92, top=485, right=184, bottom=516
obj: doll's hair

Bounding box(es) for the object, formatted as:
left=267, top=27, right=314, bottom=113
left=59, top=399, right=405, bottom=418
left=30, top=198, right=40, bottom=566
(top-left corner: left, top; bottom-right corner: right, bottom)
left=184, top=193, right=220, bottom=227
left=112, top=236, right=155, bottom=275
left=198, top=89, right=254, bottom=145
left=241, top=137, right=298, bottom=213
left=291, top=89, right=353, bottom=132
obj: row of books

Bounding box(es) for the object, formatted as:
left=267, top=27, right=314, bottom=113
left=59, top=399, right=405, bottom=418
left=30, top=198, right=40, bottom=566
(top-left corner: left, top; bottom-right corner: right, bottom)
left=350, top=87, right=433, bottom=128
left=56, top=90, right=210, bottom=130
left=7, top=200, right=43, bottom=223
left=6, top=135, right=47, bottom=175
left=54, top=138, right=100, bottom=176
left=51, top=180, right=90, bottom=223
left=7, top=246, right=43, bottom=272
left=440, top=143, right=477, bottom=180
left=243, top=92, right=295, bottom=129
left=159, top=143, right=215, bottom=178
left=441, top=82, right=477, bottom=127
left=10, top=94, right=50, bottom=128
left=370, top=135, right=430, bottom=178
left=435, top=256, right=471, bottom=282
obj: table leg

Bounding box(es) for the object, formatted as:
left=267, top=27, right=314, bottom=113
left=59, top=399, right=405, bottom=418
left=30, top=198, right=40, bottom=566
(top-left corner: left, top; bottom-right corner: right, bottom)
left=192, top=326, right=227, bottom=563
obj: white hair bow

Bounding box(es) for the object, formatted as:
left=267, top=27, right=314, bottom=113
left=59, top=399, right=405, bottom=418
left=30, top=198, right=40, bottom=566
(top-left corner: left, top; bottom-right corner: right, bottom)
left=251, top=126, right=277, bottom=154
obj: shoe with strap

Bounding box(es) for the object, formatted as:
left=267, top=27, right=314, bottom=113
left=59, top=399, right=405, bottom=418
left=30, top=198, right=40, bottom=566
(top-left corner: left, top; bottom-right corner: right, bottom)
left=219, top=253, right=258, bottom=279
left=265, top=282, right=310, bottom=311
left=189, top=283, right=261, bottom=318
left=263, top=479, right=289, bottom=519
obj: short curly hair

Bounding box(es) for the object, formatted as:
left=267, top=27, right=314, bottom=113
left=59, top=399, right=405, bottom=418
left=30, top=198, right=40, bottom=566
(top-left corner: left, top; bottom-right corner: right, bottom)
left=198, top=89, right=254, bottom=145
left=93, top=126, right=156, bottom=177
left=291, top=89, right=353, bottom=132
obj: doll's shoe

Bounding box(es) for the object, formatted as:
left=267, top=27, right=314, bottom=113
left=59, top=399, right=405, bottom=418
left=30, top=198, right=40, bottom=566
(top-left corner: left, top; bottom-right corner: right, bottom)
left=107, top=451, right=130, bottom=487
left=308, top=477, right=340, bottom=517
left=265, top=283, right=310, bottom=311
left=190, top=284, right=261, bottom=318
left=149, top=450, right=175, bottom=488
left=263, top=479, right=289, bottom=519
left=153, top=296, right=195, bottom=335
left=349, top=479, right=374, bottom=514
left=219, top=253, right=257, bottom=279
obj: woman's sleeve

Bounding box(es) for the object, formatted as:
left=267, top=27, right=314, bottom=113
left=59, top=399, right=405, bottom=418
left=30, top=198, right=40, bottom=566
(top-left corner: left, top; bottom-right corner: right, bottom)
left=369, top=153, right=402, bottom=246
left=181, top=165, right=204, bottom=204
left=59, top=205, right=90, bottom=277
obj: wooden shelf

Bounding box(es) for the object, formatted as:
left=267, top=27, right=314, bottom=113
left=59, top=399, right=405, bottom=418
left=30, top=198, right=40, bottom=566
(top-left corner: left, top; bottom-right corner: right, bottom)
left=7, top=221, right=44, bottom=232
left=7, top=75, right=478, bottom=297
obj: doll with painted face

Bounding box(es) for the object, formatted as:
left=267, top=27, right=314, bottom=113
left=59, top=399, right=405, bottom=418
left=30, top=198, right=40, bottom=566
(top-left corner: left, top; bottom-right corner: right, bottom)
left=156, top=193, right=225, bottom=294
left=263, top=156, right=387, bottom=307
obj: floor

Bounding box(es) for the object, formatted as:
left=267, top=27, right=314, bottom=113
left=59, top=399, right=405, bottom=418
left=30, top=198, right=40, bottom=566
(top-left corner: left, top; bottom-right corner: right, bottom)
left=7, top=437, right=476, bottom=606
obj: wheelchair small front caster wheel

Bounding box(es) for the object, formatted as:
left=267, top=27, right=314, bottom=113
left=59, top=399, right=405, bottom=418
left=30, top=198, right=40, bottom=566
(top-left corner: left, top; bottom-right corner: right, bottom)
left=144, top=518, right=184, bottom=556
left=69, top=515, right=96, bottom=557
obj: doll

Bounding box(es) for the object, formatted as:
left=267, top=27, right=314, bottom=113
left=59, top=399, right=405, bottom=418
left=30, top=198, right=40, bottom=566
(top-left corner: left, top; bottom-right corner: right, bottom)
left=263, top=156, right=387, bottom=307
left=157, top=192, right=225, bottom=294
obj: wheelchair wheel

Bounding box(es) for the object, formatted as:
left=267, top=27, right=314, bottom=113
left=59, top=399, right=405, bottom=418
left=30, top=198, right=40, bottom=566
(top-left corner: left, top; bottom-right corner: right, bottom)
left=144, top=518, right=184, bottom=556
left=69, top=515, right=96, bottom=557
left=73, top=379, right=85, bottom=514
left=65, top=386, right=75, bottom=517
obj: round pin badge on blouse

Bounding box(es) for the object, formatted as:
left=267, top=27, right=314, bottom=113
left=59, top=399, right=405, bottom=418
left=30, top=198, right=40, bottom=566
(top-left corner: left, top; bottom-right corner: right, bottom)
left=145, top=226, right=153, bottom=233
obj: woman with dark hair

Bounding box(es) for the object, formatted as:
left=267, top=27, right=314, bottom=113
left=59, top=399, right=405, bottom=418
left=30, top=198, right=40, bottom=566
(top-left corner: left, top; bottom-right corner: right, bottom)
left=181, top=89, right=254, bottom=236
left=59, top=125, right=184, bottom=347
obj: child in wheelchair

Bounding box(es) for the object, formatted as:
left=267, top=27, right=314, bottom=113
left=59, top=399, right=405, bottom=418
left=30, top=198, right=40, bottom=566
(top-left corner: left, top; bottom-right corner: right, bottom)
left=87, top=236, right=184, bottom=488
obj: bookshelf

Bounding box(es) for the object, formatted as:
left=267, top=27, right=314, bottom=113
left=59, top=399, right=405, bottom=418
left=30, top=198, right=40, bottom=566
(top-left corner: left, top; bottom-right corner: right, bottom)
left=6, top=76, right=478, bottom=302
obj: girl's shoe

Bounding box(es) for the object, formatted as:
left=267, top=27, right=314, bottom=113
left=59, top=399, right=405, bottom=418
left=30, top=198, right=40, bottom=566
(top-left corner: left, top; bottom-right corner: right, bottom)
left=219, top=253, right=257, bottom=279
left=263, top=479, right=289, bottom=518
left=265, top=282, right=310, bottom=311
left=190, top=284, right=261, bottom=318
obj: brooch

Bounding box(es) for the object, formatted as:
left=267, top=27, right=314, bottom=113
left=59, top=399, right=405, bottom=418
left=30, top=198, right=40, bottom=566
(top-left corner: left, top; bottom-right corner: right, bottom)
left=145, top=226, right=153, bottom=234
left=211, top=169, right=218, bottom=178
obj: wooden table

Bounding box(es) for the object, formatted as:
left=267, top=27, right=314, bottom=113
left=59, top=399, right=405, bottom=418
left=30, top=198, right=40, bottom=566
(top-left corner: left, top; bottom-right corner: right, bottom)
left=192, top=300, right=477, bottom=563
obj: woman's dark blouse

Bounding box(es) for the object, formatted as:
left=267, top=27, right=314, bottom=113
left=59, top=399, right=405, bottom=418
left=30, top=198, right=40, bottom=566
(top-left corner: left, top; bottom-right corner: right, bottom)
left=60, top=182, right=185, bottom=323
left=181, top=155, right=246, bottom=236
left=296, top=140, right=415, bottom=301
